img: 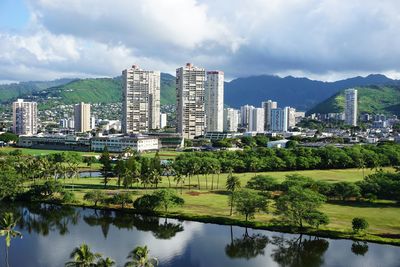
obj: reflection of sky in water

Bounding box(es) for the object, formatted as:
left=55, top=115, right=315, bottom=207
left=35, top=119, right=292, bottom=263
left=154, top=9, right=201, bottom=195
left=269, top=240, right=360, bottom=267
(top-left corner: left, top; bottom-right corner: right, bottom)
left=3, top=206, right=400, bottom=267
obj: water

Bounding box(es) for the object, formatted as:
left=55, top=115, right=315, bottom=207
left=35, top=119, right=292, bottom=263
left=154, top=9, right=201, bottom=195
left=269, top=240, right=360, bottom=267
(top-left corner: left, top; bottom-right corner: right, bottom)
left=79, top=171, right=103, bottom=178
left=1, top=203, right=399, bottom=267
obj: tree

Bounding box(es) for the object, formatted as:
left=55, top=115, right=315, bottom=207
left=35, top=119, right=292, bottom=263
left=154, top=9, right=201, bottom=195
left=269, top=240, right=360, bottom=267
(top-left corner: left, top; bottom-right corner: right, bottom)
left=246, top=175, right=277, bottom=195
left=133, top=195, right=160, bottom=212
left=125, top=245, right=158, bottom=267
left=0, top=132, right=18, bottom=143
left=152, top=189, right=184, bottom=213
left=332, top=182, right=361, bottom=201
left=226, top=173, right=241, bottom=216
left=303, top=211, right=330, bottom=229
left=0, top=212, right=22, bottom=267
left=352, top=217, right=369, bottom=233
left=275, top=186, right=327, bottom=228
left=83, top=156, right=97, bottom=178
left=280, top=174, right=314, bottom=191
left=97, top=257, right=116, bottom=267
left=84, top=190, right=107, bottom=207
left=65, top=243, right=101, bottom=267
left=0, top=165, right=24, bottom=201
left=233, top=189, right=269, bottom=222
left=111, top=192, right=133, bottom=209
left=100, top=147, right=113, bottom=189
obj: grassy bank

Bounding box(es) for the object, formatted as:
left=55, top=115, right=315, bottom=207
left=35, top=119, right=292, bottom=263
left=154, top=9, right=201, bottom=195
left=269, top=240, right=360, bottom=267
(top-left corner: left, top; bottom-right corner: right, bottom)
left=58, top=167, right=400, bottom=246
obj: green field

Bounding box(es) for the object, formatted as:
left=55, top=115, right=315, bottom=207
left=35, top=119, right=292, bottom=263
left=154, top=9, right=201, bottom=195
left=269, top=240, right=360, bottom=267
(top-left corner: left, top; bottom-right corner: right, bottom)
left=0, top=147, right=100, bottom=156
left=61, top=167, right=399, bottom=240
left=0, top=147, right=180, bottom=159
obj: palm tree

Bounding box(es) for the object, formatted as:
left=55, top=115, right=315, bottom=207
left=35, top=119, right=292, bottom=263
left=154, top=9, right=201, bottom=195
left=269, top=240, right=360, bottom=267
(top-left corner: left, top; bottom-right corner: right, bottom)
left=125, top=245, right=158, bottom=267
left=97, top=257, right=116, bottom=267
left=65, top=243, right=101, bottom=267
left=0, top=212, right=22, bottom=267
left=226, top=172, right=241, bottom=216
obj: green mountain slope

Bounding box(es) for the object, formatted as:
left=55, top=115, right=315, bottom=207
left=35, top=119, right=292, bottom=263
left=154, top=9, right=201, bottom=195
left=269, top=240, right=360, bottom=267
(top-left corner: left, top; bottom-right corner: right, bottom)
left=52, top=77, right=123, bottom=104
left=160, top=73, right=176, bottom=105
left=0, top=79, right=75, bottom=102
left=1, top=74, right=176, bottom=105
left=307, top=85, right=400, bottom=115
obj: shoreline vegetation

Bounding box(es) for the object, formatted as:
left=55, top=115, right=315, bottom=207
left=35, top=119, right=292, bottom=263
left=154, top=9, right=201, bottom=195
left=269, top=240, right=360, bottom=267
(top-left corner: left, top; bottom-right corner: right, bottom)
left=1, top=146, right=400, bottom=247
left=26, top=197, right=400, bottom=246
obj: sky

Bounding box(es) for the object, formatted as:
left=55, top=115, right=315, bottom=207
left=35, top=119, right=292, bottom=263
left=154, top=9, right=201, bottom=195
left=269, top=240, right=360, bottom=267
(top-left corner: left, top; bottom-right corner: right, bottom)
left=1, top=0, right=400, bottom=83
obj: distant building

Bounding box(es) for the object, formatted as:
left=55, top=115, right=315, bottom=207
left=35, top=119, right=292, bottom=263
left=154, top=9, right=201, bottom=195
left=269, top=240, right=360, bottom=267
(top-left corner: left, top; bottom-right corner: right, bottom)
left=262, top=100, right=277, bottom=131
left=294, top=111, right=306, bottom=123
left=90, top=116, right=96, bottom=130
left=240, top=105, right=255, bottom=131
left=122, top=65, right=160, bottom=133
left=286, top=107, right=296, bottom=129
left=176, top=63, right=206, bottom=139
left=344, top=88, right=357, bottom=126
left=270, top=108, right=288, bottom=132
left=91, top=135, right=159, bottom=152
left=267, top=139, right=290, bottom=148
left=74, top=102, right=91, bottom=133
left=250, top=107, right=265, bottom=133
left=160, top=113, right=167, bottom=129
left=205, top=71, right=224, bottom=132
left=223, top=108, right=239, bottom=132
left=60, top=118, right=74, bottom=129
left=12, top=99, right=38, bottom=135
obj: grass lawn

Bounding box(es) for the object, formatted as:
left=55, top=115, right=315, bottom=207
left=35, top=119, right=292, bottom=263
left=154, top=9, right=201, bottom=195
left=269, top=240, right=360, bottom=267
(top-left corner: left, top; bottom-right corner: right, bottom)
left=0, top=147, right=100, bottom=157
left=61, top=166, right=399, bottom=238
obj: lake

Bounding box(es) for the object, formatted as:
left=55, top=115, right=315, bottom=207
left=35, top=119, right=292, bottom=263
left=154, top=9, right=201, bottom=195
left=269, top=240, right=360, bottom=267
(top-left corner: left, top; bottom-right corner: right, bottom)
left=1, top=203, right=399, bottom=267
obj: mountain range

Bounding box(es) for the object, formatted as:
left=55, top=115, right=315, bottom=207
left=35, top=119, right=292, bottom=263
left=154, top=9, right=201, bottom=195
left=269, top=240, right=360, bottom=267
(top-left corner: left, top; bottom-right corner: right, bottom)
left=1, top=73, right=399, bottom=115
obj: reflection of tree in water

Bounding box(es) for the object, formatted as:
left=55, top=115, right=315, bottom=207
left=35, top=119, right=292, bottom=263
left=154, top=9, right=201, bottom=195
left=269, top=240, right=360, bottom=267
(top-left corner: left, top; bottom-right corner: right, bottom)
left=153, top=217, right=184, bottom=239
left=270, top=235, right=329, bottom=267
left=1, top=203, right=79, bottom=236
left=83, top=209, right=113, bottom=238
left=225, top=226, right=269, bottom=260
left=351, top=241, right=368, bottom=256
left=83, top=211, right=184, bottom=240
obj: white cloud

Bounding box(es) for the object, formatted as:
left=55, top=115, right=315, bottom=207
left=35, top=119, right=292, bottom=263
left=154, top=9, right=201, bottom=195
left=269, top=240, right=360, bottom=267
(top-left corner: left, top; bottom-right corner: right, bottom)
left=1, top=0, right=400, bottom=81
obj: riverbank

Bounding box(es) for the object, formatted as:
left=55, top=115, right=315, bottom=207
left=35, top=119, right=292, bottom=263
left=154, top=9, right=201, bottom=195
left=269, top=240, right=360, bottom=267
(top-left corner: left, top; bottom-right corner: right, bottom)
left=39, top=198, right=400, bottom=246
left=54, top=169, right=400, bottom=246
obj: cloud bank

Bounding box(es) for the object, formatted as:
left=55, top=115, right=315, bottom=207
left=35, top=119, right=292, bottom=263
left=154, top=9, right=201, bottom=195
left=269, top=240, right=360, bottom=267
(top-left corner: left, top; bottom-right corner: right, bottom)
left=1, top=0, right=400, bottom=82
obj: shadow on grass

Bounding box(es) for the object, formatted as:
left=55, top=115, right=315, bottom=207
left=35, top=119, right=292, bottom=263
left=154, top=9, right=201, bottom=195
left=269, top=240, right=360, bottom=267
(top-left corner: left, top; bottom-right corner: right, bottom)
left=327, top=200, right=399, bottom=208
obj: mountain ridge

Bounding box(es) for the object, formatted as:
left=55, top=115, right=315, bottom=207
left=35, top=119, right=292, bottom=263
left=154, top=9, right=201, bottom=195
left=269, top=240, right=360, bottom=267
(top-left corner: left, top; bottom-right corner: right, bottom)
left=1, top=74, right=399, bottom=114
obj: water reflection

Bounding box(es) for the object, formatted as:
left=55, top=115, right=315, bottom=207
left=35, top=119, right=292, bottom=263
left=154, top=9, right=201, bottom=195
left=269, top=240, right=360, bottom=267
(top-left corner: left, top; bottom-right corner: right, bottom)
left=270, top=235, right=329, bottom=267
left=225, top=226, right=269, bottom=259
left=0, top=203, right=399, bottom=267
left=351, top=241, right=369, bottom=256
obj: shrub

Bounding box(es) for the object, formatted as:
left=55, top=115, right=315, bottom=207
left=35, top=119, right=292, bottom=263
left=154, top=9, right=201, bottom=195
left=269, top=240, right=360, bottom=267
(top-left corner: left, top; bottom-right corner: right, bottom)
left=352, top=217, right=369, bottom=233
left=133, top=194, right=160, bottom=212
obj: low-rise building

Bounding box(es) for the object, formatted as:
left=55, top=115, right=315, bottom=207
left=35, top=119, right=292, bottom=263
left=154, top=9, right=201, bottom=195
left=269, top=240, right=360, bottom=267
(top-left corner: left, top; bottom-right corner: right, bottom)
left=267, top=139, right=290, bottom=148
left=91, top=135, right=159, bottom=152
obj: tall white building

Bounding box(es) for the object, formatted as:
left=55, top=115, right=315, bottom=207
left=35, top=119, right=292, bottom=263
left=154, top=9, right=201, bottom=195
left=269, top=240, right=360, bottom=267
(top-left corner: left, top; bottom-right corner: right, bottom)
left=345, top=88, right=358, bottom=126
left=270, top=108, right=288, bottom=132
left=286, top=107, right=297, bottom=129
left=262, top=100, right=277, bottom=131
left=205, top=71, right=224, bottom=132
left=122, top=65, right=160, bottom=133
left=223, top=108, right=239, bottom=132
left=176, top=63, right=206, bottom=139
left=90, top=116, right=96, bottom=130
left=250, top=108, right=265, bottom=133
left=240, top=105, right=255, bottom=131
left=160, top=113, right=167, bottom=129
left=12, top=99, right=37, bottom=135
left=74, top=102, right=91, bottom=133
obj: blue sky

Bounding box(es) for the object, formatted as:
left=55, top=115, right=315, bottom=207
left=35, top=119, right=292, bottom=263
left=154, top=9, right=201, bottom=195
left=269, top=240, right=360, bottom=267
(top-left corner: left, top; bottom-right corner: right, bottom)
left=1, top=0, right=400, bottom=83
left=0, top=0, right=29, bottom=30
